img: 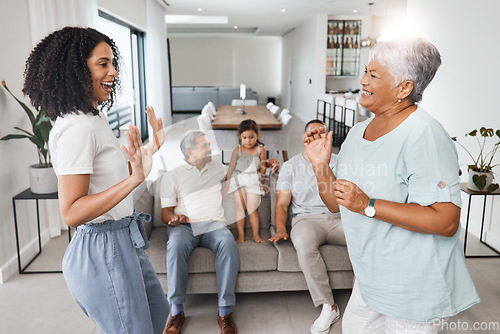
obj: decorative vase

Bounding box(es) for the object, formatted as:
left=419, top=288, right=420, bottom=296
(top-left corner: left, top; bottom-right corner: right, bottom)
left=467, top=170, right=494, bottom=192
left=29, top=164, right=58, bottom=194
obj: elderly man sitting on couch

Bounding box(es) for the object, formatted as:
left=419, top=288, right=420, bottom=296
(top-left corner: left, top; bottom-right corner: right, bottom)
left=161, top=130, right=239, bottom=334
left=269, top=119, right=346, bottom=334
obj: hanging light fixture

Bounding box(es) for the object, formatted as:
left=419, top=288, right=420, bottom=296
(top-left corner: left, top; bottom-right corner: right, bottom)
left=361, top=2, right=374, bottom=48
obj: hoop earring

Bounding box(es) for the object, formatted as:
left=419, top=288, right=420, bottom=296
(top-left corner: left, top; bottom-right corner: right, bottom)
left=397, top=99, right=402, bottom=103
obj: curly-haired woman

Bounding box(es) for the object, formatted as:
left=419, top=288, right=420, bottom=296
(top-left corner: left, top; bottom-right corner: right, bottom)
left=23, top=26, right=169, bottom=333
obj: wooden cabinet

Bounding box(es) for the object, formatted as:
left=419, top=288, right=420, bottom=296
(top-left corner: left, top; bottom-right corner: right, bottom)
left=326, top=20, right=361, bottom=77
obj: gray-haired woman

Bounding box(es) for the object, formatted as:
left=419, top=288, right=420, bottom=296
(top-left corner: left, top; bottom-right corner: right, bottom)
left=304, top=37, right=479, bottom=333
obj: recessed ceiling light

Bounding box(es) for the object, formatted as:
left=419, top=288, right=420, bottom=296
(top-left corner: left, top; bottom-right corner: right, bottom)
left=281, top=9, right=286, bottom=12
left=234, top=26, right=238, bottom=29
left=197, top=8, right=202, bottom=12
left=353, top=9, right=358, bottom=13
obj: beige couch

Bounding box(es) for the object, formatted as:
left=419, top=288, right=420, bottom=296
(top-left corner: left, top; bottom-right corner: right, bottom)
left=133, top=171, right=353, bottom=294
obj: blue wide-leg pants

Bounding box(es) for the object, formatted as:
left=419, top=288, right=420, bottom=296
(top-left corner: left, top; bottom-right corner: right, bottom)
left=63, top=213, right=169, bottom=334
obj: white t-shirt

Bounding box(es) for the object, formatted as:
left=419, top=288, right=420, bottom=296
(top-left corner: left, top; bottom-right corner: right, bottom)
left=160, top=160, right=226, bottom=223
left=49, top=111, right=133, bottom=224
left=277, top=153, right=337, bottom=216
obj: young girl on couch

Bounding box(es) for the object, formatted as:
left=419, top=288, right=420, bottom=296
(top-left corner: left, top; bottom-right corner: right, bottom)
left=223, top=119, right=279, bottom=243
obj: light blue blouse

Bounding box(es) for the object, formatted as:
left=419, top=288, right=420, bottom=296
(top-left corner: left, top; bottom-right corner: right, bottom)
left=336, top=106, right=479, bottom=322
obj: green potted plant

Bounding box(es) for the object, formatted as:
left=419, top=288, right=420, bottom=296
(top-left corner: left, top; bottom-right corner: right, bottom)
left=452, top=127, right=500, bottom=192
left=1, top=80, right=56, bottom=194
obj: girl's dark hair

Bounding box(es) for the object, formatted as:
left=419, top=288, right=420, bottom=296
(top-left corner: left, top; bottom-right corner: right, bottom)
left=23, top=26, right=121, bottom=121
left=238, top=119, right=264, bottom=146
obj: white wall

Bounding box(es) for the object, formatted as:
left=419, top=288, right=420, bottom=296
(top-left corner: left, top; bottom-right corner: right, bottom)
left=169, top=36, right=282, bottom=104
left=0, top=0, right=171, bottom=283
left=282, top=14, right=328, bottom=123
left=98, top=0, right=147, bottom=28
left=406, top=0, right=500, bottom=248
left=0, top=0, right=42, bottom=283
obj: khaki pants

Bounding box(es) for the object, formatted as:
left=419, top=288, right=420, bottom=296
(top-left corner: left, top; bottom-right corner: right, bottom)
left=290, top=213, right=346, bottom=307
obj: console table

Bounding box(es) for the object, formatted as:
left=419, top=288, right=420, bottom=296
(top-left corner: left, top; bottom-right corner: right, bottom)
left=461, top=183, right=500, bottom=258
left=12, top=188, right=70, bottom=274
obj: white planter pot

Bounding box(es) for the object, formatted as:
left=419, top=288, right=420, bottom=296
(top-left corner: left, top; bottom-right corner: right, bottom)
left=467, top=170, right=494, bottom=192
left=29, top=164, right=58, bottom=194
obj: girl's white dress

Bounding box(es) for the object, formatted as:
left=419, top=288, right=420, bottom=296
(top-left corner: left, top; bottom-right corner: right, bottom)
left=227, top=145, right=264, bottom=195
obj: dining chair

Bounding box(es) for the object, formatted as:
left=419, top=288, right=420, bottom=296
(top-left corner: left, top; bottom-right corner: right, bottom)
left=266, top=102, right=274, bottom=110
left=201, top=106, right=214, bottom=120
left=197, top=113, right=212, bottom=132
left=333, top=97, right=346, bottom=147
left=344, top=99, right=357, bottom=138
left=278, top=108, right=290, bottom=121
left=231, top=99, right=257, bottom=106
left=206, top=101, right=217, bottom=117
left=269, top=105, right=280, bottom=117
left=316, top=94, right=333, bottom=123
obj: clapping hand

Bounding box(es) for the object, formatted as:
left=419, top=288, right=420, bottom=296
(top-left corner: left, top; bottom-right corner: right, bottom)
left=121, top=125, right=147, bottom=185
left=303, top=128, right=333, bottom=167
left=333, top=179, right=370, bottom=215
left=145, top=106, right=165, bottom=153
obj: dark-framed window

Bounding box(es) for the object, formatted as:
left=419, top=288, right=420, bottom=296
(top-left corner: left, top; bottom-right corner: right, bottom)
left=97, top=11, right=148, bottom=141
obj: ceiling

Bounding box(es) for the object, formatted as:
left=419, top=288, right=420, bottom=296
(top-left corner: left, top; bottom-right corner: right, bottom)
left=163, top=0, right=406, bottom=36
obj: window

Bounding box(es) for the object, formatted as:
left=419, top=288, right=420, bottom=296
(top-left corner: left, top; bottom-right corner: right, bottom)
left=97, top=12, right=148, bottom=141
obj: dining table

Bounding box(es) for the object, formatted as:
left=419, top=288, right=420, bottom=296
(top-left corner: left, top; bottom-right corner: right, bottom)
left=211, top=105, right=282, bottom=129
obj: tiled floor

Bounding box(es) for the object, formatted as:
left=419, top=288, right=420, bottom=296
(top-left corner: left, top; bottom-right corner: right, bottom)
left=1, top=258, right=499, bottom=333
left=2, top=113, right=500, bottom=333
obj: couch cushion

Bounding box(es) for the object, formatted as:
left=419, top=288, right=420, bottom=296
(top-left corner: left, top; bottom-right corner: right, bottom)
left=223, top=184, right=271, bottom=231
left=146, top=227, right=278, bottom=274
left=270, top=226, right=352, bottom=272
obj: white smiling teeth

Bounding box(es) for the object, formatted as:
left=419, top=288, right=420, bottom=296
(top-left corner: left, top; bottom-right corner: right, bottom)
left=362, top=91, right=372, bottom=96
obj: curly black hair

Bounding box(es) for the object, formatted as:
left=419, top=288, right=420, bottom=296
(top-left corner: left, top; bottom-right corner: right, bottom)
left=23, top=26, right=121, bottom=121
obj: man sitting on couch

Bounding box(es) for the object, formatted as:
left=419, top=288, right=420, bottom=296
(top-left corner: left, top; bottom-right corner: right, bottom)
left=161, top=130, right=239, bottom=334
left=269, top=120, right=346, bottom=334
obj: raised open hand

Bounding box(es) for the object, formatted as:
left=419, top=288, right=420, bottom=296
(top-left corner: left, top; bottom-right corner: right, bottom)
left=145, top=106, right=165, bottom=152
left=303, top=128, right=333, bottom=167
left=121, top=125, right=147, bottom=185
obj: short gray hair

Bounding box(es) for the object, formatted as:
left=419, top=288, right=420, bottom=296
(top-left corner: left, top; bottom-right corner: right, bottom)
left=370, top=37, right=441, bottom=103
left=180, top=130, right=206, bottom=159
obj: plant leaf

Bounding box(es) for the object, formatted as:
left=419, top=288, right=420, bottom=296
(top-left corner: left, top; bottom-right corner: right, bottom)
left=479, top=127, right=493, bottom=137
left=13, top=126, right=34, bottom=137
left=1, top=134, right=30, bottom=141
left=472, top=174, right=486, bottom=190
left=36, top=120, right=52, bottom=144
left=451, top=137, right=457, bottom=141
left=28, top=135, right=44, bottom=149
left=2, top=82, right=36, bottom=126
left=487, top=183, right=499, bottom=192
left=467, top=129, right=477, bottom=137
